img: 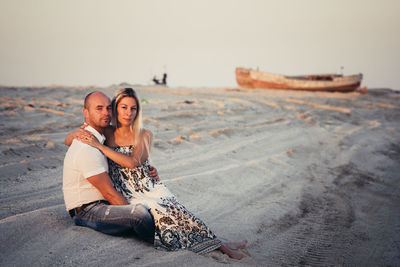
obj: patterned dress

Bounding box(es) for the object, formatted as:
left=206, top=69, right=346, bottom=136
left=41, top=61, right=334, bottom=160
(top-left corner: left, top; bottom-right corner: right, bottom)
left=108, top=145, right=222, bottom=254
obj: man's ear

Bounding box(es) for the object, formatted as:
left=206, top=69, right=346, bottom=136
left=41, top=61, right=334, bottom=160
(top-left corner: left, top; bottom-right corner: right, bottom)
left=83, top=108, right=89, bottom=123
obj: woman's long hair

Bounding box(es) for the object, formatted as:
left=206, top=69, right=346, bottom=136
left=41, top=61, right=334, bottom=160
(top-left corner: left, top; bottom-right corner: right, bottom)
left=111, top=88, right=142, bottom=145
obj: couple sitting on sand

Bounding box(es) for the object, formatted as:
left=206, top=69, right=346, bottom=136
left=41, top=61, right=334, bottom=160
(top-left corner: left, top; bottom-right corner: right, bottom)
left=62, top=88, right=247, bottom=259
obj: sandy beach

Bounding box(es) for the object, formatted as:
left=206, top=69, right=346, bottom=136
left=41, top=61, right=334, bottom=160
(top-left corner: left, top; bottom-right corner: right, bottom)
left=0, top=85, right=399, bottom=266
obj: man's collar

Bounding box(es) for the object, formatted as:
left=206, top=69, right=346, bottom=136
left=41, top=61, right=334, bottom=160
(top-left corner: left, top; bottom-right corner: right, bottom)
left=84, top=125, right=106, bottom=144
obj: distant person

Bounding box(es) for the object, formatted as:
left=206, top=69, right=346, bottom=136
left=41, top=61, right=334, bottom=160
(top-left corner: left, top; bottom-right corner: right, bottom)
left=152, top=73, right=167, bottom=86
left=152, top=76, right=160, bottom=85
left=162, top=73, right=167, bottom=85
left=66, top=88, right=247, bottom=259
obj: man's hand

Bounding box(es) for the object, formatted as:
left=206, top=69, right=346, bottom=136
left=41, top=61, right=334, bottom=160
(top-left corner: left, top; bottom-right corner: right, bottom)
left=148, top=165, right=159, bottom=182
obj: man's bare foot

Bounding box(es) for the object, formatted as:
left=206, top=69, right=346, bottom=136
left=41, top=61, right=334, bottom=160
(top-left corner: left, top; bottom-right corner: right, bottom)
left=224, top=240, right=247, bottom=250
left=219, top=244, right=246, bottom=260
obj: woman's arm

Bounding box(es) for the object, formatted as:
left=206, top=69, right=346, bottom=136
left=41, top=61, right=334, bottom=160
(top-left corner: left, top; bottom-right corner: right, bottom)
left=64, top=130, right=75, bottom=146
left=78, top=128, right=158, bottom=180
left=82, top=129, right=152, bottom=169
left=65, top=125, right=113, bottom=147
left=64, top=125, right=89, bottom=146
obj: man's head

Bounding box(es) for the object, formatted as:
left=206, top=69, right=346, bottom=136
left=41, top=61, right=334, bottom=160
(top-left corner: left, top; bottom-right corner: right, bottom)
left=83, top=91, right=111, bottom=132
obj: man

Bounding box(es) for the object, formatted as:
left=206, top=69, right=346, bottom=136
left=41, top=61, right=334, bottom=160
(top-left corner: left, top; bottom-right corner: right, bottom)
left=62, top=91, right=155, bottom=242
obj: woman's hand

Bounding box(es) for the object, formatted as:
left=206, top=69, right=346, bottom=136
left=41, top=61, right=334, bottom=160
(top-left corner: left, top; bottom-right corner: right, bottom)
left=64, top=124, right=87, bottom=146
left=76, top=129, right=101, bottom=149
left=148, top=165, right=159, bottom=182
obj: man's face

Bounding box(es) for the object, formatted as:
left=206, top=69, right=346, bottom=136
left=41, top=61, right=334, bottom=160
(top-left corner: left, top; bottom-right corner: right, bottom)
left=84, top=93, right=111, bottom=129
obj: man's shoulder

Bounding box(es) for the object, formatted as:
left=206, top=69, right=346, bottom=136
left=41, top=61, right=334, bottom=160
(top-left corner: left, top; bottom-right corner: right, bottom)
left=80, top=143, right=103, bottom=156
left=68, top=141, right=104, bottom=158
left=65, top=141, right=107, bottom=172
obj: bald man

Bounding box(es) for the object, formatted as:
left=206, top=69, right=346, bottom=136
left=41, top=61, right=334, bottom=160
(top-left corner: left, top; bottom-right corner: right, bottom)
left=62, top=92, right=154, bottom=242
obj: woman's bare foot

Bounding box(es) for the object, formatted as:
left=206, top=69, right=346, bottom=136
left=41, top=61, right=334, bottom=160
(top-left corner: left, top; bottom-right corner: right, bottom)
left=219, top=244, right=246, bottom=260
left=224, top=240, right=247, bottom=250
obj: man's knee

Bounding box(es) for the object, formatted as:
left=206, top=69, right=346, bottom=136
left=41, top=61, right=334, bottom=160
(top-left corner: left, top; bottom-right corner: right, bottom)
left=132, top=204, right=154, bottom=224
left=131, top=204, right=155, bottom=241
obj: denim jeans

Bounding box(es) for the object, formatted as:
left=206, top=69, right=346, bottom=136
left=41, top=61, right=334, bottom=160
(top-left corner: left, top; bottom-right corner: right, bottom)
left=72, top=200, right=155, bottom=243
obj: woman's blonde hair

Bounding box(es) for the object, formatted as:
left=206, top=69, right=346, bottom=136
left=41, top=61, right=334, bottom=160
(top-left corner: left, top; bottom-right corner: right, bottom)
left=111, top=88, right=142, bottom=145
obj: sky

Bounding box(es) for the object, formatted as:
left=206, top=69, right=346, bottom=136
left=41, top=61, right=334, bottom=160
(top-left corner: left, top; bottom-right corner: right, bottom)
left=0, top=0, right=399, bottom=89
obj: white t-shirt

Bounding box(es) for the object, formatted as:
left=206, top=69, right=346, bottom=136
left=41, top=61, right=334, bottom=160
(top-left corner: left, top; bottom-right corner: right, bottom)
left=62, top=126, right=108, bottom=211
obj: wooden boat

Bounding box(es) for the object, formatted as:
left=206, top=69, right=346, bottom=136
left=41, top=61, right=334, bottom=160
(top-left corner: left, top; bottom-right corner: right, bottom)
left=236, top=67, right=363, bottom=92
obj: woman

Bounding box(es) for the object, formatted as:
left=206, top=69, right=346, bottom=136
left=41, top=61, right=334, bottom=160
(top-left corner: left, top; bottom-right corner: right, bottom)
left=65, top=88, right=247, bottom=259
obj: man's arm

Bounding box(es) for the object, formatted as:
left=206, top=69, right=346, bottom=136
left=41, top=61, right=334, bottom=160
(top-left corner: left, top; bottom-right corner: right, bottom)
left=86, top=172, right=129, bottom=205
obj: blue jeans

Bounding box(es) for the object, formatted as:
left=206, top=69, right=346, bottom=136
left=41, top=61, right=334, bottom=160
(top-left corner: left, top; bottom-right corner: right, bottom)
left=72, top=200, right=155, bottom=243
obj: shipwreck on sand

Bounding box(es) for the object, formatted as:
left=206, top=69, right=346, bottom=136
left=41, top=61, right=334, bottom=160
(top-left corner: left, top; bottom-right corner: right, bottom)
left=236, top=67, right=363, bottom=92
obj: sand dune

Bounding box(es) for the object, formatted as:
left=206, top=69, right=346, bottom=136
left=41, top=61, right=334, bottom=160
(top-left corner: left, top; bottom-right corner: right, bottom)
left=1, top=85, right=399, bottom=266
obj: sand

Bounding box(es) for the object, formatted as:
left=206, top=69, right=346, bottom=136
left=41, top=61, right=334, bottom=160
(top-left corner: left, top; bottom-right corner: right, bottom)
left=0, top=85, right=399, bottom=266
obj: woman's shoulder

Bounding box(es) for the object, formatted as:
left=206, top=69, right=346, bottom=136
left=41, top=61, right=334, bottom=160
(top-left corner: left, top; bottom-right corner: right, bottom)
left=140, top=128, right=153, bottom=142
left=140, top=128, right=153, bottom=139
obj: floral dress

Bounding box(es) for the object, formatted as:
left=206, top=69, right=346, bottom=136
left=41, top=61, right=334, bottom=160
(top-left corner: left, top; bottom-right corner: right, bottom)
left=108, top=145, right=222, bottom=254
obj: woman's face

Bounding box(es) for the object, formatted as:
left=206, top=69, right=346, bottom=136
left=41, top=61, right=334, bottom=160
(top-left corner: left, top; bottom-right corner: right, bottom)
left=117, top=96, right=137, bottom=127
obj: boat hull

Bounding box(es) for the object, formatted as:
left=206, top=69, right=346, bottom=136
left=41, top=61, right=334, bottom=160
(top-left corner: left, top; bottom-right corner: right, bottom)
left=235, top=68, right=253, bottom=89
left=236, top=68, right=362, bottom=92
